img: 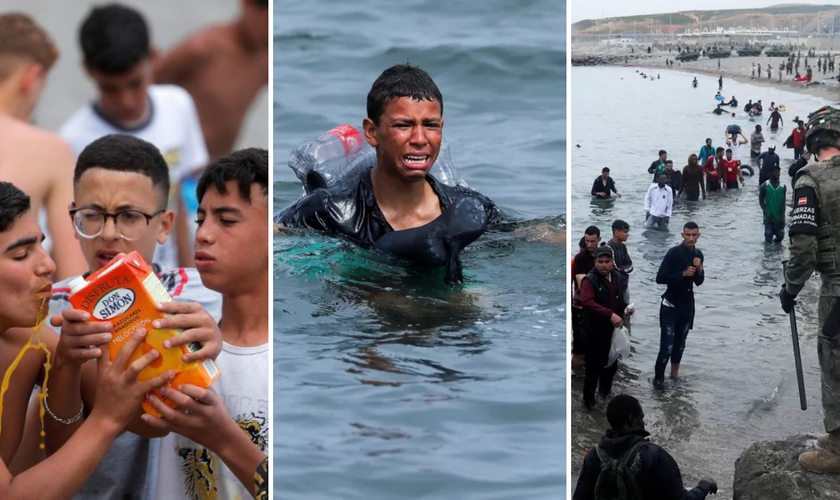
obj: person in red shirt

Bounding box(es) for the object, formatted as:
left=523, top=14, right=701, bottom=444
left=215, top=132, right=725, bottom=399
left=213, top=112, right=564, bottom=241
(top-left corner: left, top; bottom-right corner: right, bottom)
left=702, top=147, right=724, bottom=192
left=579, top=245, right=630, bottom=409
left=721, top=148, right=744, bottom=189
left=789, top=120, right=807, bottom=159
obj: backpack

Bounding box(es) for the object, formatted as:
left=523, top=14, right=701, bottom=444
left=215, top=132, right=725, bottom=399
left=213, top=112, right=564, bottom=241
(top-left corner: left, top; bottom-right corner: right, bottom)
left=593, top=441, right=647, bottom=500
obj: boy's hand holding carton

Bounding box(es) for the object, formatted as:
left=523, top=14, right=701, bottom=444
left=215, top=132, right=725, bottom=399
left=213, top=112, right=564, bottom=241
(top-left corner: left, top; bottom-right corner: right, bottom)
left=61, top=251, right=221, bottom=416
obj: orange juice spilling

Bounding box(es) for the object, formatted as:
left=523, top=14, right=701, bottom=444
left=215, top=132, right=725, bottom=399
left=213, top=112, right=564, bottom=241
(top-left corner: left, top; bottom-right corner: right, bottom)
left=67, top=251, right=220, bottom=417
left=0, top=296, right=53, bottom=450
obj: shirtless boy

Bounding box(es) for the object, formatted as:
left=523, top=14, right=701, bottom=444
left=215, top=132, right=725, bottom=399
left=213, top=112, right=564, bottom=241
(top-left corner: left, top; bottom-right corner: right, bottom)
left=154, top=0, right=269, bottom=160
left=0, top=14, right=86, bottom=279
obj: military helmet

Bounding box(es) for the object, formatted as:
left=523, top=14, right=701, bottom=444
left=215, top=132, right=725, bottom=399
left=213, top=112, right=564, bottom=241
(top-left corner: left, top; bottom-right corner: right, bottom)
left=805, top=105, right=840, bottom=153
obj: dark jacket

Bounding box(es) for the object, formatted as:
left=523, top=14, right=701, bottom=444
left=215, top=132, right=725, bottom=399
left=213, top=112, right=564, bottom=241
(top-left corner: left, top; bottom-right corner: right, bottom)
left=581, top=269, right=628, bottom=335
left=757, top=151, right=780, bottom=180
left=656, top=244, right=704, bottom=310
left=789, top=156, right=809, bottom=179
left=591, top=176, right=617, bottom=197
left=276, top=168, right=503, bottom=248
left=573, top=428, right=714, bottom=500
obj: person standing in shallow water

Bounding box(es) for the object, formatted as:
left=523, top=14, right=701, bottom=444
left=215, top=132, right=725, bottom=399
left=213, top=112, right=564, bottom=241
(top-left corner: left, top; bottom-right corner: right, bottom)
left=759, top=164, right=786, bottom=244
left=579, top=245, right=629, bottom=409
left=680, top=153, right=707, bottom=201
left=591, top=167, right=621, bottom=198
left=653, top=222, right=704, bottom=389
left=644, top=173, right=673, bottom=229
left=573, top=227, right=601, bottom=367
left=781, top=105, right=840, bottom=473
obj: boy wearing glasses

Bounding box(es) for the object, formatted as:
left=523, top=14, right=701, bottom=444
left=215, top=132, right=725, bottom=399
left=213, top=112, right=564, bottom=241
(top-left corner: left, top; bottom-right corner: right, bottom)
left=39, top=134, right=222, bottom=499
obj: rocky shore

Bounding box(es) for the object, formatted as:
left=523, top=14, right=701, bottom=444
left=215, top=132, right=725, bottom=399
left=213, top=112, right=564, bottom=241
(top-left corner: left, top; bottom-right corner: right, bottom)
left=733, top=435, right=840, bottom=500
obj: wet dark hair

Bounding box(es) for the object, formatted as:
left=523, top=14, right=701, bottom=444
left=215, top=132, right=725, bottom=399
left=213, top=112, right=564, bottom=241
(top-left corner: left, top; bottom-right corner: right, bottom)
left=578, top=236, right=586, bottom=250
left=75, top=134, right=170, bottom=206
left=366, top=64, right=443, bottom=125
left=197, top=148, right=268, bottom=204
left=658, top=149, right=667, bottom=156
left=684, top=221, right=699, bottom=231
left=584, top=225, right=600, bottom=237
left=665, top=160, right=674, bottom=165
left=612, top=219, right=629, bottom=232
left=80, top=4, right=149, bottom=74
left=602, top=167, right=610, bottom=173
left=0, top=182, right=31, bottom=233
left=755, top=125, right=762, bottom=132
left=716, top=147, right=725, bottom=154
left=606, top=394, right=643, bottom=429
left=705, top=138, right=712, bottom=143
left=725, top=148, right=732, bottom=153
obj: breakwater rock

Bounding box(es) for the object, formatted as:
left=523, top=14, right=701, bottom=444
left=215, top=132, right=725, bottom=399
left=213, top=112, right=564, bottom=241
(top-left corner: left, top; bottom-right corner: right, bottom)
left=733, top=435, right=840, bottom=500
left=571, top=54, right=638, bottom=66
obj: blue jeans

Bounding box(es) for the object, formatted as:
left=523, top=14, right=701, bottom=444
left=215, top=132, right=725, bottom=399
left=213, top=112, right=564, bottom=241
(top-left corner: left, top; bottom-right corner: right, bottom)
left=655, top=303, right=693, bottom=381
left=764, top=221, right=784, bottom=243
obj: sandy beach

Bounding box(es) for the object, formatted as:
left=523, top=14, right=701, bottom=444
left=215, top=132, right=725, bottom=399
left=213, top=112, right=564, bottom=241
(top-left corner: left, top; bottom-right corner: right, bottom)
left=595, top=51, right=840, bottom=101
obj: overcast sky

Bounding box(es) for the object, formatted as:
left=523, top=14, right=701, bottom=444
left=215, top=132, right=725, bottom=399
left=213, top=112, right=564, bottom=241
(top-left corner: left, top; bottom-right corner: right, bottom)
left=572, top=0, right=840, bottom=23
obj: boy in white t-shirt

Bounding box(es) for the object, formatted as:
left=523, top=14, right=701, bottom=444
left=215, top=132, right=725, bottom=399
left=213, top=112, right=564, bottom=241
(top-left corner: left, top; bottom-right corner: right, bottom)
left=144, top=148, right=269, bottom=499
left=59, top=4, right=209, bottom=271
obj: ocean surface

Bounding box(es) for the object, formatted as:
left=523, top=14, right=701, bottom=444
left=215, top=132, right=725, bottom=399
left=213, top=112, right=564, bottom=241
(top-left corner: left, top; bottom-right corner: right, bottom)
left=571, top=66, right=831, bottom=498
left=273, top=1, right=566, bottom=498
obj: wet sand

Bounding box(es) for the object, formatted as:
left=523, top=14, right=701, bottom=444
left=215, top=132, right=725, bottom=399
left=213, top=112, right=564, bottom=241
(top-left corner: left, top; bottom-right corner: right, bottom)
left=618, top=52, right=840, bottom=101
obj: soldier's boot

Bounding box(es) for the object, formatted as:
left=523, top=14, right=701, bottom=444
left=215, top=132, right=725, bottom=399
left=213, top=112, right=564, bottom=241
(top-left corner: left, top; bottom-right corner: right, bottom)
left=799, top=442, right=840, bottom=473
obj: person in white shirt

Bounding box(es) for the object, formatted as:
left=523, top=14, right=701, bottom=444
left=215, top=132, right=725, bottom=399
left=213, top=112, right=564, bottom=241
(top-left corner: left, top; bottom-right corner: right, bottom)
left=59, top=4, right=209, bottom=271
left=144, top=148, right=269, bottom=500
left=645, top=173, right=674, bottom=229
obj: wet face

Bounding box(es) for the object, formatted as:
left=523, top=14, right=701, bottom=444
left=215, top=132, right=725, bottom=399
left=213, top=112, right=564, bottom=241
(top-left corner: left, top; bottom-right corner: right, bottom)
left=682, top=228, right=700, bottom=248
left=658, top=173, right=667, bottom=186
left=726, top=151, right=732, bottom=160
left=73, top=168, right=172, bottom=272
left=0, top=212, right=56, bottom=330
left=595, top=255, right=612, bottom=275
left=363, top=97, right=443, bottom=182
left=665, top=162, right=674, bottom=171
left=659, top=152, right=667, bottom=161
left=601, top=170, right=610, bottom=180
left=706, top=139, right=712, bottom=147
left=583, top=233, right=600, bottom=254
left=195, top=181, right=268, bottom=294
left=86, top=59, right=152, bottom=125
left=613, top=228, right=629, bottom=243
left=771, top=169, right=781, bottom=182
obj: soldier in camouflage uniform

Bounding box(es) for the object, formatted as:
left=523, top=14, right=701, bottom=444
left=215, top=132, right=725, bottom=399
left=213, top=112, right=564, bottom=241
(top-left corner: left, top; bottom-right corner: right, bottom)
left=781, top=105, right=840, bottom=473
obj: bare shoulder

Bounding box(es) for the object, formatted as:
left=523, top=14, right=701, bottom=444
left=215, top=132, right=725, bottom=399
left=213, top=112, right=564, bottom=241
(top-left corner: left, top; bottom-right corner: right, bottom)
left=176, top=25, right=230, bottom=58
left=1, top=120, right=73, bottom=162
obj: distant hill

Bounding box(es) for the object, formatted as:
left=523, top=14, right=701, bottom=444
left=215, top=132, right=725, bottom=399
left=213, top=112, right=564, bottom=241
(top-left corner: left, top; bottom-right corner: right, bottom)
left=572, top=5, right=840, bottom=35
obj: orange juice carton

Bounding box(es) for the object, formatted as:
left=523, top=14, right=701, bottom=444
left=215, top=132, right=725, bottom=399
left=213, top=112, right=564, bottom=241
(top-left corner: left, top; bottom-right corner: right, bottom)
left=67, top=251, right=220, bottom=416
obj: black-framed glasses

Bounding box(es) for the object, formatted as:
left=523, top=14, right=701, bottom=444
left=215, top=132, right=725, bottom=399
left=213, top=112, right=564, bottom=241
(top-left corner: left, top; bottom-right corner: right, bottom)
left=69, top=206, right=166, bottom=241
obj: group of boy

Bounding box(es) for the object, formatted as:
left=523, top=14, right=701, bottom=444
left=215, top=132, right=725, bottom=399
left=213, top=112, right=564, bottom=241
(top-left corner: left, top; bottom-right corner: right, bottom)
left=0, top=4, right=269, bottom=499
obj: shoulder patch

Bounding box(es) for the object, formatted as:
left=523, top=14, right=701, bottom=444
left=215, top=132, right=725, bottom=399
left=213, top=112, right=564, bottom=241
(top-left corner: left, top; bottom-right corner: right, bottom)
left=790, top=186, right=819, bottom=237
